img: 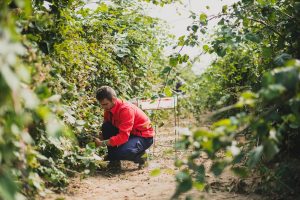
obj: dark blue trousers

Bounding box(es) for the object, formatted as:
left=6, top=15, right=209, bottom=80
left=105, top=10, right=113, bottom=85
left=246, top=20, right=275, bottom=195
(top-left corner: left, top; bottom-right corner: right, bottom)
left=101, top=122, right=153, bottom=162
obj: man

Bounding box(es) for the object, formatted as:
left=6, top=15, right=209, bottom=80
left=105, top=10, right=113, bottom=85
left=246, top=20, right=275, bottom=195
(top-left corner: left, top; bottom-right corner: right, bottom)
left=94, top=86, right=154, bottom=169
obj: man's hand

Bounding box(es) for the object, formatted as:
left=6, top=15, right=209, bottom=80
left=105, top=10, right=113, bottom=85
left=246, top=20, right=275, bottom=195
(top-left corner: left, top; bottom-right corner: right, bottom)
left=99, top=132, right=103, bottom=140
left=94, top=138, right=102, bottom=147
left=94, top=138, right=110, bottom=147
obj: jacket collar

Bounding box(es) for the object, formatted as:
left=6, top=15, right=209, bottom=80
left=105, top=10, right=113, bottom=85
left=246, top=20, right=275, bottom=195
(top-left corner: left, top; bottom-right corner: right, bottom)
left=110, top=98, right=122, bottom=114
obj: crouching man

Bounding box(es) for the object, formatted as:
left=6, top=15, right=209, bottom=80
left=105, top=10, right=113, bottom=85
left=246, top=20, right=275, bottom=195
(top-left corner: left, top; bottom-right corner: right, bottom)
left=94, top=86, right=154, bottom=169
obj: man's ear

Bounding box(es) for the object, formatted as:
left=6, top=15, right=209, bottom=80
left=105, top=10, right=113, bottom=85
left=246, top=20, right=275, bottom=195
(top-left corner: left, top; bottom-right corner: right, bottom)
left=112, top=97, right=117, bottom=102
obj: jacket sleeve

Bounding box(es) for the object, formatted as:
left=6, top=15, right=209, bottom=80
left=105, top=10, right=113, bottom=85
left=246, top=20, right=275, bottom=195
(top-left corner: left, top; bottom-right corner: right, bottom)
left=109, top=107, right=134, bottom=146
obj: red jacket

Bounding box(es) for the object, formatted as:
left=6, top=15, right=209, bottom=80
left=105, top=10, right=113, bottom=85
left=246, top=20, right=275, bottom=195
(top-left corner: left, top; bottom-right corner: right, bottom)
left=104, top=98, right=154, bottom=147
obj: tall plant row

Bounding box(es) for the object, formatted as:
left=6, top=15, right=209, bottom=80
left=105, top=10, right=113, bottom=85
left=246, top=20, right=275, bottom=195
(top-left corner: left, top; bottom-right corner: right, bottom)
left=0, top=0, right=170, bottom=199
left=172, top=0, right=300, bottom=198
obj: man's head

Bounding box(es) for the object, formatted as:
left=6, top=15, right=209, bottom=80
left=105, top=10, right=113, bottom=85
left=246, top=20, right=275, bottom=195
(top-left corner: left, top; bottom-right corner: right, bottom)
left=96, top=86, right=117, bottom=111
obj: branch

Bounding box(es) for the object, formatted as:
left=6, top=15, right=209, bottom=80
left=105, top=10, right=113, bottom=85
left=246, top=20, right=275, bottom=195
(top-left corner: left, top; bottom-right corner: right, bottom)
left=247, top=17, right=284, bottom=38
left=201, top=11, right=285, bottom=39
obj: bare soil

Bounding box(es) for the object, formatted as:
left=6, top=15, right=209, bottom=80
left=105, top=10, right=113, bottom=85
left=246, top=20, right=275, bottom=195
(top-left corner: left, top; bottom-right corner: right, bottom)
left=43, top=118, right=263, bottom=200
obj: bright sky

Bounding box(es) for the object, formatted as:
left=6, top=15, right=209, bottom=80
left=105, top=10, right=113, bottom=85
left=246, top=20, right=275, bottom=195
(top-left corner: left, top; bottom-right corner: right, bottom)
left=145, top=0, right=237, bottom=74
left=147, top=0, right=237, bottom=36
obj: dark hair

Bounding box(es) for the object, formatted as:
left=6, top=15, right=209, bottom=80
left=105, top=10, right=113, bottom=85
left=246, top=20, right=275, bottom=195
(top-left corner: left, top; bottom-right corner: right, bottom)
left=96, top=86, right=117, bottom=101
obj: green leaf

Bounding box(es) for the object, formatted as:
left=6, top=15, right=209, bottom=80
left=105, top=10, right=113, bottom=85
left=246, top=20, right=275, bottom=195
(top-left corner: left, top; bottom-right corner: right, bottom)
left=222, top=5, right=228, bottom=13
left=193, top=129, right=210, bottom=139
left=213, top=119, right=231, bottom=127
left=180, top=54, right=189, bottom=63
left=175, top=171, right=193, bottom=193
left=243, top=18, right=249, bottom=26
left=247, top=145, right=263, bottom=168
left=150, top=168, right=161, bottom=176
left=263, top=140, right=279, bottom=161
left=260, top=84, right=286, bottom=101
left=169, top=56, right=178, bottom=67
left=98, top=3, right=108, bottom=12
left=202, top=140, right=213, bottom=152
left=191, top=25, right=198, bottom=32
left=203, top=44, right=209, bottom=52
left=218, top=18, right=225, bottom=25
left=211, top=162, right=226, bottom=176
left=193, top=182, right=205, bottom=191
left=274, top=53, right=292, bottom=66
left=245, top=33, right=260, bottom=43
left=196, top=165, right=205, bottom=183
left=134, top=17, right=141, bottom=22
left=0, top=172, right=17, bottom=200
left=199, top=13, right=207, bottom=24
left=36, top=106, right=50, bottom=119
left=162, top=66, right=172, bottom=74
left=241, top=91, right=257, bottom=99
left=178, top=35, right=185, bottom=46
left=175, top=159, right=183, bottom=167
left=164, top=86, right=173, bottom=97
left=215, top=46, right=226, bottom=57
left=24, top=0, right=32, bottom=16
left=231, top=166, right=248, bottom=178
left=271, top=65, right=299, bottom=90
left=262, top=47, right=272, bottom=57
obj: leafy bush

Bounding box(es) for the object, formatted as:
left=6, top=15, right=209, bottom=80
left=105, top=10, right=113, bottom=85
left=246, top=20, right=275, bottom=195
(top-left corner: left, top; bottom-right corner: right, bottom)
left=174, top=60, right=300, bottom=198
left=173, top=0, right=300, bottom=198
left=1, top=0, right=170, bottom=199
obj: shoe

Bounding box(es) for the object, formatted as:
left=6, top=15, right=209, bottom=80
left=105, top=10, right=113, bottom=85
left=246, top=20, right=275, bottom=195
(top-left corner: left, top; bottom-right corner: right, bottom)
left=107, top=160, right=121, bottom=170
left=138, top=160, right=146, bottom=169
left=103, top=154, right=109, bottom=161
left=134, top=153, right=147, bottom=169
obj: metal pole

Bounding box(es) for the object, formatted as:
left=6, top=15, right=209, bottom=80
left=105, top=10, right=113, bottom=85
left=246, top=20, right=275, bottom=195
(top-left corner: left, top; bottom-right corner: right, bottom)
left=153, top=124, right=157, bottom=157
left=174, top=95, right=177, bottom=159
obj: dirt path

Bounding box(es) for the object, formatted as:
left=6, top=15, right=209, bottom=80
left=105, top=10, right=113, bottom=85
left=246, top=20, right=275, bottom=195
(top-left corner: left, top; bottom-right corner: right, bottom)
left=44, top=119, right=262, bottom=200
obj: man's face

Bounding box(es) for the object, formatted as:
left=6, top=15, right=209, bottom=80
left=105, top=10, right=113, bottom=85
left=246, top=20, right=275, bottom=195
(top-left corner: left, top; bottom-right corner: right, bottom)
left=99, top=98, right=115, bottom=111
